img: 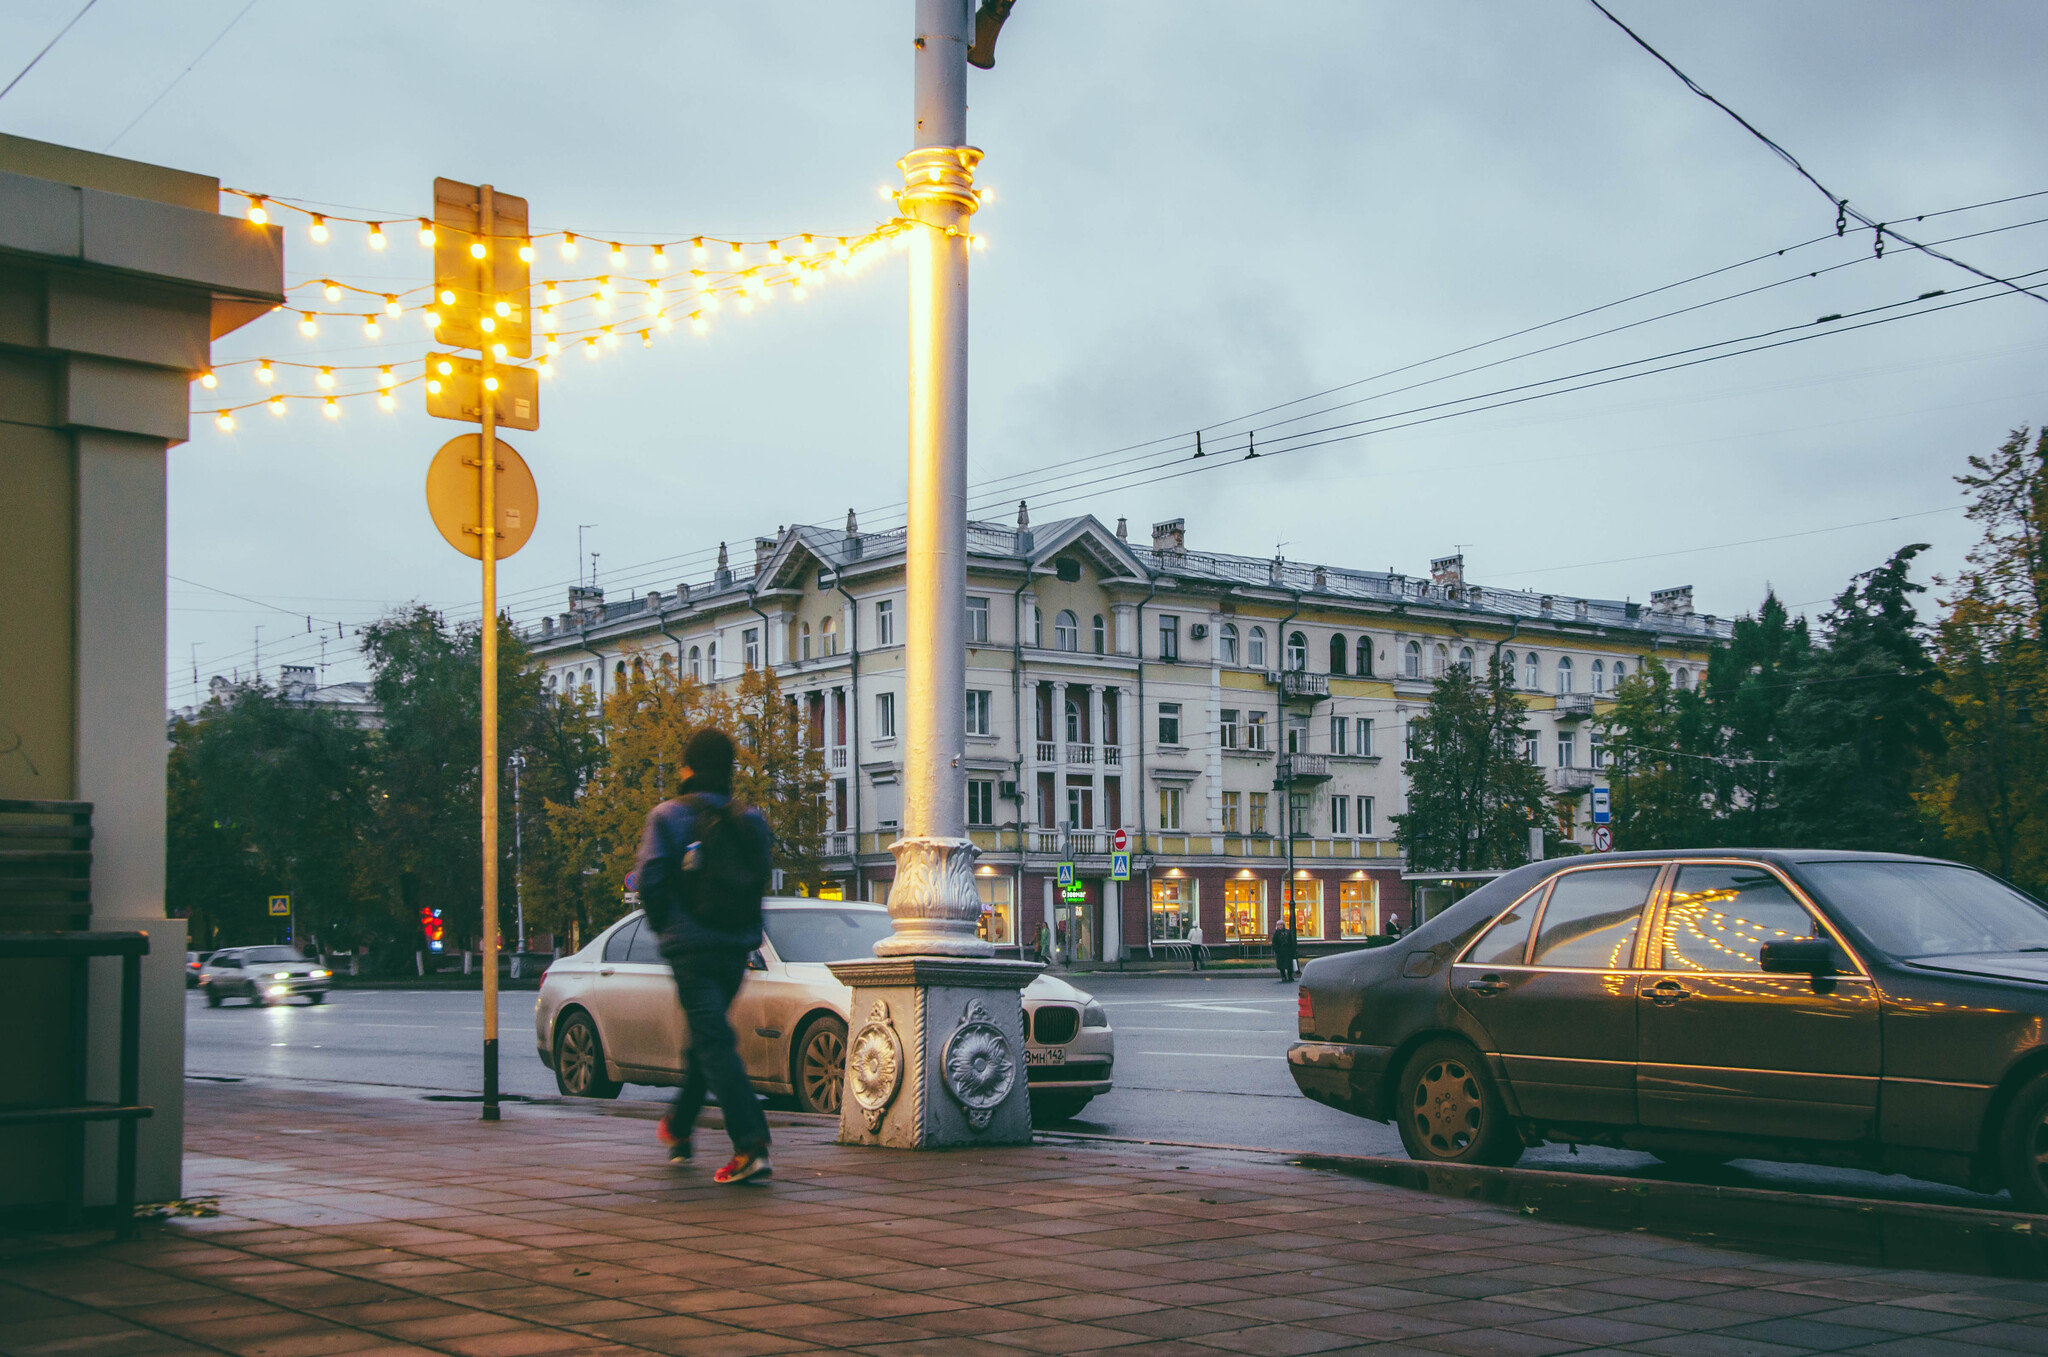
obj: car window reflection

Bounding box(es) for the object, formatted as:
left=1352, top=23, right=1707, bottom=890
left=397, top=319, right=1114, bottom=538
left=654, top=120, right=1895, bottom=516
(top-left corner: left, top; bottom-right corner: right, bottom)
left=1660, top=865, right=1815, bottom=973
left=1530, top=867, right=1659, bottom=969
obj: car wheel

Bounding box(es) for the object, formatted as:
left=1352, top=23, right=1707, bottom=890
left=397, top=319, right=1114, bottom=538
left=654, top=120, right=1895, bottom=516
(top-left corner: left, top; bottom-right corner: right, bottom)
left=1031, top=1092, right=1093, bottom=1123
left=205, top=990, right=222, bottom=1008
left=1395, top=1039, right=1523, bottom=1167
left=1999, top=1070, right=2048, bottom=1213
left=792, top=1016, right=847, bottom=1115
left=554, top=1011, right=622, bottom=1099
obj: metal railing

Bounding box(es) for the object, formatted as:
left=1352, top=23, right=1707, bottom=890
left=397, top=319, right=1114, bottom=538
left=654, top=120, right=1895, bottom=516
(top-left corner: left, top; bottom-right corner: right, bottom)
left=1552, top=694, right=1596, bottom=720
left=829, top=746, right=848, bottom=768
left=1278, top=671, right=1330, bottom=699
left=824, top=831, right=853, bottom=857
left=1279, top=753, right=1331, bottom=781
left=1068, top=744, right=1095, bottom=765
left=1034, top=741, right=1057, bottom=763
left=1554, top=767, right=1596, bottom=790
left=1103, top=746, right=1123, bottom=767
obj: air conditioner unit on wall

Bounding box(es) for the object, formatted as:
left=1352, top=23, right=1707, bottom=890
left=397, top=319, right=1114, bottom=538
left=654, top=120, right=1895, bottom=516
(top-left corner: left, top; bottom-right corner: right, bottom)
left=1000, top=780, right=1019, bottom=800
left=1189, top=623, right=1208, bottom=640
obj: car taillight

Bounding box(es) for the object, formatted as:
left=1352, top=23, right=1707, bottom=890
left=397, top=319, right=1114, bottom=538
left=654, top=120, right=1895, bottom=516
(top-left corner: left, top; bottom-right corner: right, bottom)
left=1297, top=987, right=1313, bottom=1033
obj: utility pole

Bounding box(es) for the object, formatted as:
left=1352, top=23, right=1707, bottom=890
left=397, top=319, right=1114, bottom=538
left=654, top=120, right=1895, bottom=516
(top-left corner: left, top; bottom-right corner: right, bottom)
left=477, top=180, right=502, bottom=1123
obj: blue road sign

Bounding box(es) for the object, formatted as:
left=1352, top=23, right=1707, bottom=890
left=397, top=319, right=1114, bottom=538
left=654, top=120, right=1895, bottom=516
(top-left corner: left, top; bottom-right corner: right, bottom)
left=1056, top=862, right=1074, bottom=886
left=1110, top=851, right=1130, bottom=881
left=1591, top=786, right=1611, bottom=825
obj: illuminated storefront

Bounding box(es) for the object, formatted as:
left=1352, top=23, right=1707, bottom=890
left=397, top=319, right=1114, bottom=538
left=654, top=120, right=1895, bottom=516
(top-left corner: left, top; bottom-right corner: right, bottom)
left=1280, top=876, right=1322, bottom=939
left=1223, top=876, right=1265, bottom=940
left=1339, top=878, right=1378, bottom=938
left=1151, top=874, right=1196, bottom=940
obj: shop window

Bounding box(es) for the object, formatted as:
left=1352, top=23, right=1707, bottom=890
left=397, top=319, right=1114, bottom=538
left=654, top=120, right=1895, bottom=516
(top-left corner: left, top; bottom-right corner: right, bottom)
left=975, top=874, right=1015, bottom=946
left=1281, top=878, right=1322, bottom=939
left=1340, top=880, right=1378, bottom=938
left=1224, top=878, right=1265, bottom=940
left=1150, top=876, right=1196, bottom=941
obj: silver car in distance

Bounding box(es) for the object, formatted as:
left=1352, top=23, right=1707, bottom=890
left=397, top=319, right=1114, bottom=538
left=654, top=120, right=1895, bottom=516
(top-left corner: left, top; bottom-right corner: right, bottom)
left=536, top=899, right=1114, bottom=1121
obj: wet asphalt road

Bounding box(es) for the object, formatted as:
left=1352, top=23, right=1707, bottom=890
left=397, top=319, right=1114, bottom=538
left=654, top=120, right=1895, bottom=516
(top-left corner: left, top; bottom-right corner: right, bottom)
left=186, top=970, right=2016, bottom=1212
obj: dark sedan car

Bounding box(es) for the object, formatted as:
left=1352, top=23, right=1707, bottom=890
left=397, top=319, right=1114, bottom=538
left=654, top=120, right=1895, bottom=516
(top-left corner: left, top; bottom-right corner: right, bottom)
left=1289, top=849, right=2048, bottom=1211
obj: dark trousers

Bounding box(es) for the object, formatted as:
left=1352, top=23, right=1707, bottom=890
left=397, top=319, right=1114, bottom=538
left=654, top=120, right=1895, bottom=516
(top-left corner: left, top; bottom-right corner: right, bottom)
left=667, top=950, right=771, bottom=1153
left=1190, top=945, right=1207, bottom=970
left=1276, top=952, right=1296, bottom=981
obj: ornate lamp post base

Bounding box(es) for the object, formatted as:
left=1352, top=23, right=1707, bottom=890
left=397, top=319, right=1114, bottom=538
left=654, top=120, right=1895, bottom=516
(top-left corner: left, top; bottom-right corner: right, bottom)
left=825, top=957, right=1041, bottom=1148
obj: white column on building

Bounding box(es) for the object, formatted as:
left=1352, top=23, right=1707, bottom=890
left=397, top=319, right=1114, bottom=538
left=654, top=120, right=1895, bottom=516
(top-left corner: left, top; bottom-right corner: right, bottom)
left=1112, top=603, right=1136, bottom=657
left=1087, top=683, right=1105, bottom=833
left=1053, top=680, right=1070, bottom=773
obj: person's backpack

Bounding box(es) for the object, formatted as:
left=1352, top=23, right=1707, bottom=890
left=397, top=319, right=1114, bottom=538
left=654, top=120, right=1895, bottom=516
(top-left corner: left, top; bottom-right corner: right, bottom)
left=675, top=796, right=766, bottom=935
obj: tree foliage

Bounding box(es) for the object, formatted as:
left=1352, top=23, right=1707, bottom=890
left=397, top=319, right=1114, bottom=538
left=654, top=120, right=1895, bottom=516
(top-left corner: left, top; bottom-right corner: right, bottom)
left=1393, top=658, right=1554, bottom=871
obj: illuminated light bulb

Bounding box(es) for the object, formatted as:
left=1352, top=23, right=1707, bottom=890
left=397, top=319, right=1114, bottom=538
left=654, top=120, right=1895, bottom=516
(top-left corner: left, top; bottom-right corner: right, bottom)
left=323, top=280, right=342, bottom=302
left=927, top=166, right=942, bottom=182
left=597, top=277, right=615, bottom=300
left=418, top=219, right=435, bottom=246
left=246, top=195, right=268, bottom=224
left=540, top=305, right=554, bottom=323
left=602, top=325, right=619, bottom=347
left=483, top=375, right=500, bottom=392
left=655, top=310, right=671, bottom=331
left=438, top=287, right=456, bottom=306
left=651, top=246, right=667, bottom=269
left=980, top=186, right=995, bottom=204
left=426, top=378, right=442, bottom=394
left=800, top=234, right=814, bottom=254
left=469, top=239, right=487, bottom=260
left=647, top=280, right=663, bottom=302
left=323, top=397, right=339, bottom=419
left=436, top=359, right=454, bottom=376
left=199, top=370, right=218, bottom=389
left=368, top=222, right=386, bottom=250
left=362, top=316, right=380, bottom=338
left=216, top=410, right=234, bottom=431
left=792, top=282, right=807, bottom=301
left=692, top=237, right=705, bottom=261
left=737, top=295, right=753, bottom=314
left=378, top=392, right=396, bottom=411
left=537, top=358, right=552, bottom=378
left=269, top=396, right=286, bottom=416
left=689, top=312, right=708, bottom=335
left=583, top=337, right=598, bottom=358
left=641, top=331, right=653, bottom=349
left=560, top=232, right=579, bottom=258
left=378, top=366, right=395, bottom=387
left=316, top=367, right=335, bottom=389
left=310, top=214, right=329, bottom=243
left=878, top=184, right=894, bottom=199
left=299, top=312, right=318, bottom=336
left=609, top=242, right=625, bottom=267
left=701, top=291, right=720, bottom=312
left=593, top=296, right=611, bottom=315
left=423, top=309, right=441, bottom=328
left=384, top=294, right=401, bottom=317
left=518, top=238, right=534, bottom=263
left=545, top=334, right=559, bottom=354
left=972, top=234, right=987, bottom=251
left=729, top=242, right=744, bottom=267
left=543, top=282, right=560, bottom=304
left=256, top=361, right=274, bottom=384
left=491, top=342, right=506, bottom=358
left=493, top=299, right=511, bottom=317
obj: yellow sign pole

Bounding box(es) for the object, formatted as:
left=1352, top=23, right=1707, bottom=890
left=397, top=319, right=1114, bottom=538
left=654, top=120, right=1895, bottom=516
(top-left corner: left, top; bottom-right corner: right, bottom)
left=478, top=183, right=502, bottom=1123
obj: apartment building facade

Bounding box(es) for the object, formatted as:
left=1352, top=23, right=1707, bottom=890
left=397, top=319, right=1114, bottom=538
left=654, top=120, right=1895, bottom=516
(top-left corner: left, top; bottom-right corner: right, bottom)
left=526, top=513, right=1728, bottom=964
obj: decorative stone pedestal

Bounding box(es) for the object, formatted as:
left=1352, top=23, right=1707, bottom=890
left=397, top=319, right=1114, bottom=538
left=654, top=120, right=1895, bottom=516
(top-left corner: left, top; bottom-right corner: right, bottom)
left=824, top=957, right=1042, bottom=1148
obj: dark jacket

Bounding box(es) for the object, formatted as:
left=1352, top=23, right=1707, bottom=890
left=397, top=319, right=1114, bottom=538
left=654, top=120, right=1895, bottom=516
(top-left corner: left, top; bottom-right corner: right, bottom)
left=1271, top=925, right=1298, bottom=957
left=633, top=791, right=773, bottom=954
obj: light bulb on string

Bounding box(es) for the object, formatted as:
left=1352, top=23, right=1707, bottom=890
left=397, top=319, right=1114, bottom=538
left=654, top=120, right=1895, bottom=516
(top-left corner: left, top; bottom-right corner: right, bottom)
left=491, top=341, right=507, bottom=359
left=483, top=375, right=500, bottom=392
left=543, top=283, right=560, bottom=305
left=199, top=370, right=217, bottom=389
left=423, top=309, right=440, bottom=329
left=691, top=237, right=705, bottom=262
left=299, top=312, right=318, bottom=336
left=583, top=337, right=598, bottom=359
left=438, top=288, right=456, bottom=306
left=367, top=222, right=386, bottom=250
left=426, top=377, right=442, bottom=394
left=246, top=195, right=268, bottom=224
left=268, top=396, right=286, bottom=417
left=493, top=299, right=511, bottom=317
left=793, top=281, right=807, bottom=301
left=316, top=367, right=335, bottom=389
left=972, top=234, right=987, bottom=251
left=323, top=397, right=339, bottom=419
left=597, top=277, right=615, bottom=301
left=647, top=280, right=663, bottom=304
left=323, top=280, right=342, bottom=302
left=469, top=239, right=487, bottom=260
left=537, top=358, right=552, bottom=378
left=436, top=359, right=454, bottom=376
left=800, top=234, right=814, bottom=254
left=377, top=392, right=396, bottom=412
left=378, top=366, right=395, bottom=388
left=540, top=305, right=554, bottom=324
left=256, top=361, right=274, bottom=383
left=689, top=312, right=708, bottom=335
left=216, top=410, right=234, bottom=431
left=545, top=334, right=559, bottom=354
left=729, top=242, right=744, bottom=268
left=609, top=242, right=625, bottom=267
left=518, top=238, right=534, bottom=263
left=362, top=315, right=380, bottom=338
left=560, top=233, right=578, bottom=259
left=602, top=325, right=619, bottom=348
left=651, top=246, right=667, bottom=269
left=640, top=330, right=653, bottom=349
left=384, top=294, right=402, bottom=317
left=417, top=219, right=435, bottom=247
left=654, top=310, right=671, bottom=331
left=309, top=215, right=329, bottom=243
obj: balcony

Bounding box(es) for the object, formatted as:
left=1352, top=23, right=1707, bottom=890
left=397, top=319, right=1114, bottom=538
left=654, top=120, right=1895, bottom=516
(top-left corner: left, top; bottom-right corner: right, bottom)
left=1035, top=740, right=1057, bottom=764
left=829, top=746, right=848, bottom=768
left=1278, top=753, right=1331, bottom=783
left=1068, top=744, right=1096, bottom=766
left=1104, top=745, right=1123, bottom=767
left=824, top=831, right=853, bottom=857
left=1277, top=671, right=1330, bottom=701
left=1552, top=694, right=1596, bottom=721
left=1553, top=766, right=1596, bottom=791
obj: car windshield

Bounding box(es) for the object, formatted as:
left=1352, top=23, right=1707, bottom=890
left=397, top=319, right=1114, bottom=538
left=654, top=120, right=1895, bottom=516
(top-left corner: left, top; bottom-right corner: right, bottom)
left=239, top=946, right=303, bottom=964
left=1801, top=861, right=2048, bottom=960
left=763, top=908, right=896, bottom=963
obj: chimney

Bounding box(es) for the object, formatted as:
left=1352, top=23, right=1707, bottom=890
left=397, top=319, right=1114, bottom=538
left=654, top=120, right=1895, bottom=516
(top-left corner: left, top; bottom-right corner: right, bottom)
left=568, top=583, right=604, bottom=618
left=754, top=537, right=776, bottom=576
left=280, top=664, right=315, bottom=700
left=675, top=580, right=691, bottom=603
left=1650, top=585, right=1695, bottom=616
left=716, top=541, right=732, bottom=587
left=542, top=616, right=555, bottom=637
left=1115, top=516, right=1128, bottom=541
left=1014, top=499, right=1034, bottom=555
left=646, top=591, right=663, bottom=614
left=558, top=612, right=574, bottom=632
left=1312, top=565, right=1327, bottom=592
left=844, top=508, right=863, bottom=559
left=1430, top=554, right=1465, bottom=590
left=1151, top=518, right=1186, bottom=553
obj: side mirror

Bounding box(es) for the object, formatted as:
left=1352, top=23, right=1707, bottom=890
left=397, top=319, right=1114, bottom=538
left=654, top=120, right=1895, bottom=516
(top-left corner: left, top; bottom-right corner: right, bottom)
left=746, top=950, right=767, bottom=972
left=1760, top=938, right=1835, bottom=975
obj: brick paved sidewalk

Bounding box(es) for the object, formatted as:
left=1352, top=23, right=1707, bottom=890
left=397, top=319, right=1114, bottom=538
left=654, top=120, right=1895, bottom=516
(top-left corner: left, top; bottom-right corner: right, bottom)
left=7, top=1081, right=2048, bottom=1357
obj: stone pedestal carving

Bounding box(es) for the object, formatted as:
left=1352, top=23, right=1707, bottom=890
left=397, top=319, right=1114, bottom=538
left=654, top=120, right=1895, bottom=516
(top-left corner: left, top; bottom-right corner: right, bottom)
left=825, top=957, right=1041, bottom=1148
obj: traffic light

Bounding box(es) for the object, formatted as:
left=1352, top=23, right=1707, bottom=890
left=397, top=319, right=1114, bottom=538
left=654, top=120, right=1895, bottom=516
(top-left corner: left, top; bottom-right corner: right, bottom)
left=419, top=905, right=445, bottom=951
left=431, top=178, right=531, bottom=359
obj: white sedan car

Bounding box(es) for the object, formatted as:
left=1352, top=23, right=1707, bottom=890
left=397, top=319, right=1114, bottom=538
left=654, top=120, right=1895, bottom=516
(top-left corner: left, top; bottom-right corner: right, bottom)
left=536, top=899, right=1114, bottom=1121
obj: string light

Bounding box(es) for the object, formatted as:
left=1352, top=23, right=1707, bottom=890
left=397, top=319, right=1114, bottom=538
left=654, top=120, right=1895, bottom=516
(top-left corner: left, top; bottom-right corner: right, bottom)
left=690, top=311, right=708, bottom=334
left=438, top=288, right=456, bottom=306
left=316, top=367, right=335, bottom=389
left=479, top=315, right=496, bottom=333
left=436, top=359, right=454, bottom=376
left=609, top=242, right=626, bottom=267
left=320, top=280, right=340, bottom=302
left=469, top=238, right=488, bottom=260
left=299, top=312, right=318, bottom=336
left=378, top=391, right=396, bottom=411
left=651, top=246, right=667, bottom=269
left=417, top=219, right=435, bottom=247
left=367, top=222, right=386, bottom=250
left=246, top=195, right=268, bottom=224
left=422, top=309, right=440, bottom=329
left=537, top=358, right=552, bottom=378
left=491, top=341, right=507, bottom=358
left=602, top=325, right=619, bottom=348
left=378, top=366, right=395, bottom=387
left=216, top=410, right=234, bottom=431
left=309, top=214, right=329, bottom=243
left=257, top=361, right=274, bottom=383
left=362, top=315, right=380, bottom=338
left=323, top=397, right=339, bottom=419
left=543, top=282, right=561, bottom=305
left=426, top=377, right=442, bottom=394
left=641, top=330, right=653, bottom=348
left=561, top=232, right=579, bottom=259
left=483, top=374, right=500, bottom=392
left=518, top=238, right=534, bottom=263
left=199, top=370, right=217, bottom=389
left=269, top=395, right=286, bottom=416
left=545, top=334, right=559, bottom=354
left=493, top=299, right=512, bottom=317
left=385, top=295, right=402, bottom=317
left=692, top=237, right=705, bottom=261
left=729, top=242, right=744, bottom=268
left=583, top=337, right=598, bottom=358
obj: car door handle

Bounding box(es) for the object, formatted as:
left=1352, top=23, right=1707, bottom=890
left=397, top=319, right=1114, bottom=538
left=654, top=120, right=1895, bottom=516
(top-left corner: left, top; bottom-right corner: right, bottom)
left=599, top=966, right=615, bottom=977
left=1647, top=981, right=1692, bottom=1006
left=1465, top=974, right=1508, bottom=997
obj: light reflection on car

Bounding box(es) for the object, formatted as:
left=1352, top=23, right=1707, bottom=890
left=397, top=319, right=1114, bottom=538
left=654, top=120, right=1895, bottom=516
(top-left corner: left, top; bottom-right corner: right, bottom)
left=536, top=899, right=1114, bottom=1121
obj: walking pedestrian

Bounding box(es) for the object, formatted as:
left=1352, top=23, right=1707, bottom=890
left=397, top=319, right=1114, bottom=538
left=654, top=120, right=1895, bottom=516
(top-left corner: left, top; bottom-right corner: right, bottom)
left=1188, top=921, right=1206, bottom=971
left=1032, top=920, right=1052, bottom=966
left=1271, top=920, right=1297, bottom=982
left=634, top=728, right=775, bottom=1185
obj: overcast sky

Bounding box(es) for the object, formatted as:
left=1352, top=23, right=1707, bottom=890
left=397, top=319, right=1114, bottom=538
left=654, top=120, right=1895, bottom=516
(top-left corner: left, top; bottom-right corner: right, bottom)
left=5, top=1, right=2045, bottom=705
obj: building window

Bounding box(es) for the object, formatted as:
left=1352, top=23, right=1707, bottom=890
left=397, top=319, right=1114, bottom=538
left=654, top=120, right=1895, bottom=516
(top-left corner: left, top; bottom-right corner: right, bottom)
left=1458, top=646, right=1475, bottom=673
left=1246, top=710, right=1267, bottom=751
left=1357, top=795, right=1374, bottom=836
left=966, top=688, right=992, bottom=737
left=974, top=873, right=1013, bottom=945
left=1157, top=786, right=1183, bottom=831
left=1030, top=605, right=1042, bottom=646
left=1357, top=718, right=1374, bottom=757
left=743, top=628, right=761, bottom=670
left=1405, top=723, right=1420, bottom=759
left=1158, top=702, right=1181, bottom=746
left=1613, top=661, right=1626, bottom=683
left=1356, top=636, right=1373, bottom=677
left=1092, top=614, right=1107, bottom=654
left=1523, top=730, right=1541, bottom=764
left=1150, top=876, right=1195, bottom=941
left=1222, top=791, right=1242, bottom=833
left=1590, top=731, right=1607, bottom=769
left=966, top=595, right=989, bottom=643
left=1591, top=657, right=1605, bottom=693
left=1281, top=877, right=1322, bottom=939
left=1403, top=640, right=1422, bottom=678
left=821, top=614, right=837, bottom=656
left=1285, top=717, right=1308, bottom=754
left=1219, top=622, right=1240, bottom=666
left=1158, top=614, right=1180, bottom=660
left=1675, top=666, right=1692, bottom=689
left=1224, top=878, right=1264, bottom=940
left=876, top=598, right=894, bottom=647
left=1557, top=656, right=1574, bottom=694
left=1067, top=784, right=1094, bottom=830
left=1524, top=651, right=1540, bottom=690
left=1332, top=796, right=1349, bottom=835
left=1340, top=879, right=1378, bottom=938
left=967, top=779, right=994, bottom=826
left=1502, top=649, right=1517, bottom=688
left=1220, top=708, right=1239, bottom=749
left=876, top=691, right=896, bottom=739
left=1248, top=626, right=1267, bottom=669
left=1329, top=633, right=1347, bottom=674
left=1065, top=694, right=1083, bottom=744
left=1331, top=714, right=1348, bottom=755
left=800, top=621, right=813, bottom=660
left=1055, top=609, right=1080, bottom=651
left=1289, top=789, right=1310, bottom=837
left=1434, top=644, right=1449, bottom=676
left=1249, top=791, right=1269, bottom=835
left=1286, top=631, right=1307, bottom=671
left=1558, top=733, right=1576, bottom=768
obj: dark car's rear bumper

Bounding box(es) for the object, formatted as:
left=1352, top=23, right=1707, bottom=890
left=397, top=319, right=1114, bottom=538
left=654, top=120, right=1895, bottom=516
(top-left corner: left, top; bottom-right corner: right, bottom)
left=1288, top=1041, right=1394, bottom=1121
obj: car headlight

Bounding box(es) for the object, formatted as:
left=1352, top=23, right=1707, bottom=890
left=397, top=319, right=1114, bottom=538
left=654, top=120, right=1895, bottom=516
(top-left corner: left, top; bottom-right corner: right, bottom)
left=1082, top=1000, right=1107, bottom=1028
left=273, top=971, right=291, bottom=980
left=310, top=970, right=329, bottom=979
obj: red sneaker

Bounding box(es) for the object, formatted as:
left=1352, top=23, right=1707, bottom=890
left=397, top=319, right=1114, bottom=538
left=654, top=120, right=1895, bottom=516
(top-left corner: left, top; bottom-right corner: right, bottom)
left=713, top=1150, right=772, bottom=1185
left=657, top=1117, right=691, bottom=1162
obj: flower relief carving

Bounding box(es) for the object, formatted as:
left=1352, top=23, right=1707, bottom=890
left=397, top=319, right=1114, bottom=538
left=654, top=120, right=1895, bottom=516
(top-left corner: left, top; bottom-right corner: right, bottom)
left=941, top=996, right=1016, bottom=1130
left=847, top=998, right=903, bottom=1133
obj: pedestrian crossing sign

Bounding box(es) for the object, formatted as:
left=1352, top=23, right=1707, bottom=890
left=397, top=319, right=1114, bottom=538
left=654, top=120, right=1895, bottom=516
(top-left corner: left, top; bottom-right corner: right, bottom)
left=1056, top=862, right=1074, bottom=886
left=1110, top=852, right=1130, bottom=881
left=267, top=895, right=291, bottom=917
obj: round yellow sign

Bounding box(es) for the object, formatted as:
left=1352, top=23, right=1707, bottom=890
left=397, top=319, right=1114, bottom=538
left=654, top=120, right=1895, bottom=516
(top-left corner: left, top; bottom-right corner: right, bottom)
left=425, top=434, right=538, bottom=560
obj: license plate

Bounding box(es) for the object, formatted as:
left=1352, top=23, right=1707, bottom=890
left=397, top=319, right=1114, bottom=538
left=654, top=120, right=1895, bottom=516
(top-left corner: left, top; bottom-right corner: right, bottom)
left=1025, top=1047, right=1066, bottom=1066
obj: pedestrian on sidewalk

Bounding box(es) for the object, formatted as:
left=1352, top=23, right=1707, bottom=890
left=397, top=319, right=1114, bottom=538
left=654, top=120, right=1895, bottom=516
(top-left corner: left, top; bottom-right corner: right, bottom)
left=634, top=728, right=775, bottom=1185
left=1032, top=919, right=1052, bottom=967
left=1188, top=921, right=1207, bottom=971
left=1271, top=920, right=1297, bottom=982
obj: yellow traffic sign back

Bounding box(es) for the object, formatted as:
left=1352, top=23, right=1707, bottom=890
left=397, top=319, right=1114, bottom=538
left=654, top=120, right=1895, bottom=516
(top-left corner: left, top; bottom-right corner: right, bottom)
left=433, top=178, right=531, bottom=358
left=426, top=434, right=538, bottom=560
left=425, top=352, right=539, bottom=430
